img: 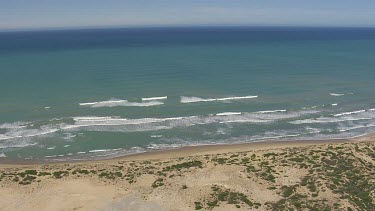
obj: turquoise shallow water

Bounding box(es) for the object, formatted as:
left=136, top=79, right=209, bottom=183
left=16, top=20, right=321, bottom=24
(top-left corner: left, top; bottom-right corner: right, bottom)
left=1, top=27, right=375, bottom=161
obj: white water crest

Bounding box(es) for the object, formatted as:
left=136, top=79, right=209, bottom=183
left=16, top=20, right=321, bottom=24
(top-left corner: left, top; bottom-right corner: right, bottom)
left=256, top=109, right=287, bottom=114
left=180, top=96, right=216, bottom=103
left=338, top=124, right=375, bottom=132
left=70, top=110, right=316, bottom=132
left=89, top=149, right=111, bottom=153
left=216, top=96, right=258, bottom=101
left=79, top=98, right=164, bottom=108
left=334, top=110, right=366, bottom=117
left=329, top=92, right=354, bottom=97
left=291, top=109, right=375, bottom=124
left=0, top=123, right=60, bottom=141
left=142, top=96, right=167, bottom=101
left=0, top=109, right=318, bottom=145
left=216, top=112, right=242, bottom=116
left=0, top=122, right=28, bottom=130
left=180, top=95, right=258, bottom=103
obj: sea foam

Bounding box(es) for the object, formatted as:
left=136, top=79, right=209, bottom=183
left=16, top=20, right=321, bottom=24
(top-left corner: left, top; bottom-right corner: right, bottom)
left=180, top=95, right=258, bottom=104
left=180, top=96, right=216, bottom=103
left=291, top=109, right=375, bottom=124
left=329, top=93, right=354, bottom=97
left=256, top=109, right=287, bottom=114
left=79, top=98, right=164, bottom=108
left=142, top=96, right=167, bottom=101
left=0, top=109, right=317, bottom=144
left=216, top=112, right=242, bottom=116
left=334, top=110, right=366, bottom=117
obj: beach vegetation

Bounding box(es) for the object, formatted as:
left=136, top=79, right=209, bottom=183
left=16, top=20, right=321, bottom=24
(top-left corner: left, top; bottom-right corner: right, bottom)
left=151, top=178, right=164, bottom=188
left=53, top=171, right=69, bottom=179
left=24, top=170, right=38, bottom=175
left=38, top=172, right=51, bottom=176
left=194, top=202, right=203, bottom=210
left=162, top=160, right=202, bottom=171
left=282, top=186, right=295, bottom=197
left=194, top=185, right=255, bottom=209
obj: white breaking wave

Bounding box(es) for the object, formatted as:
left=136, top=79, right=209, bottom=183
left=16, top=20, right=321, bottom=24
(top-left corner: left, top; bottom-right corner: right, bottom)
left=180, top=96, right=216, bottom=103
left=334, top=110, right=366, bottom=117
left=216, top=112, right=242, bottom=116
left=338, top=124, right=375, bottom=132
left=291, top=109, right=375, bottom=124
left=0, top=109, right=317, bottom=144
left=0, top=125, right=60, bottom=141
left=0, top=134, right=11, bottom=141
left=329, top=92, right=353, bottom=97
left=0, top=153, right=6, bottom=158
left=0, top=122, right=28, bottom=129
left=142, top=96, right=167, bottom=101
left=180, top=95, right=258, bottom=104
left=220, top=119, right=269, bottom=124
left=329, top=93, right=345, bottom=97
left=256, top=109, right=287, bottom=114
left=0, top=141, right=38, bottom=149
left=70, top=110, right=314, bottom=132
left=89, top=149, right=111, bottom=153
left=79, top=98, right=164, bottom=108
left=216, top=96, right=258, bottom=101
left=291, top=117, right=374, bottom=124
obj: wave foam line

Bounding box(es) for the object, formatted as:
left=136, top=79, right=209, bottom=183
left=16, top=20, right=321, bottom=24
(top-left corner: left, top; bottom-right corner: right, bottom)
left=79, top=99, right=126, bottom=106
left=216, top=96, right=258, bottom=101
left=0, top=110, right=317, bottom=142
left=142, top=96, right=167, bottom=101
left=256, top=109, right=287, bottom=114
left=291, top=117, right=374, bottom=124
left=0, top=122, right=28, bottom=129
left=180, top=95, right=258, bottom=104
left=339, top=124, right=375, bottom=132
left=329, top=92, right=354, bottom=97
left=89, top=149, right=111, bottom=153
left=216, top=112, right=242, bottom=116
left=291, top=109, right=375, bottom=124
left=0, top=128, right=60, bottom=141
left=334, top=110, right=366, bottom=117
left=180, top=96, right=216, bottom=103
left=79, top=99, right=164, bottom=108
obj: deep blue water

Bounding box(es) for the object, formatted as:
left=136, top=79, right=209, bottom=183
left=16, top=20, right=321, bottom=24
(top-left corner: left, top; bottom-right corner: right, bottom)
left=1, top=27, right=375, bottom=161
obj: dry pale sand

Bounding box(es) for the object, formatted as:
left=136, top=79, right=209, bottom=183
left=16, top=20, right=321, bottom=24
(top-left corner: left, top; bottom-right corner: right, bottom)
left=0, top=135, right=374, bottom=211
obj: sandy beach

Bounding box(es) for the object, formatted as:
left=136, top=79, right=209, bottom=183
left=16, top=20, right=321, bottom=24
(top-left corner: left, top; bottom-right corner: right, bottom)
left=1, top=135, right=374, bottom=211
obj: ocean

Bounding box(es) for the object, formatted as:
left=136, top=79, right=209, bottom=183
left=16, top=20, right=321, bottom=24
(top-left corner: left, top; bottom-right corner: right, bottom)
left=1, top=26, right=375, bottom=162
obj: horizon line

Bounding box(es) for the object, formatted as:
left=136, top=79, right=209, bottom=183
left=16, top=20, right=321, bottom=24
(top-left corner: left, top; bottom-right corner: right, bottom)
left=1, top=24, right=375, bottom=33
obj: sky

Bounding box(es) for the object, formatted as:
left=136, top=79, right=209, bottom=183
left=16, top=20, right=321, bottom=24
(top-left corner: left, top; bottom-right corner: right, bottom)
left=1, top=0, right=375, bottom=30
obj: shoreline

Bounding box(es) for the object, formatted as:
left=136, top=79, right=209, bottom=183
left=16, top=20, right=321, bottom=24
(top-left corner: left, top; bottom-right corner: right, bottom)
left=1, top=133, right=374, bottom=168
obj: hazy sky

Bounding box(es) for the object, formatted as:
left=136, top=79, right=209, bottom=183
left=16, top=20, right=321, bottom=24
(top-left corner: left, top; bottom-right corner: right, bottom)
left=1, top=0, right=375, bottom=30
